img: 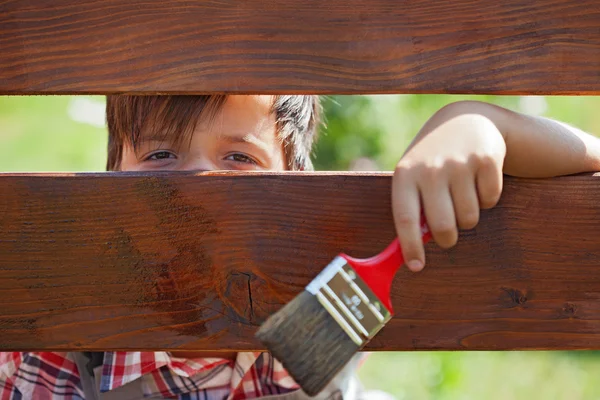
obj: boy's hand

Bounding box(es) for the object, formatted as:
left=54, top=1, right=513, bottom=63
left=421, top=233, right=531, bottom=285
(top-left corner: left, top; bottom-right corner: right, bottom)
left=392, top=104, right=507, bottom=272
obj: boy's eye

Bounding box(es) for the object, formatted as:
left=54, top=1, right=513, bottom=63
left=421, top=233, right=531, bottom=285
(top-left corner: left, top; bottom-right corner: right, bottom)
left=225, top=153, right=257, bottom=164
left=145, top=151, right=176, bottom=161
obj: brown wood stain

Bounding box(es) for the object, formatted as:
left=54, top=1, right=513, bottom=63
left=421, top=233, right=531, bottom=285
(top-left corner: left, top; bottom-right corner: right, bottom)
left=1, top=0, right=599, bottom=95
left=2, top=172, right=600, bottom=351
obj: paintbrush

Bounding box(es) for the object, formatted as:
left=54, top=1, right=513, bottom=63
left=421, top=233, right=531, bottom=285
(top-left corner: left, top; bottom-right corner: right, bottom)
left=255, top=218, right=432, bottom=396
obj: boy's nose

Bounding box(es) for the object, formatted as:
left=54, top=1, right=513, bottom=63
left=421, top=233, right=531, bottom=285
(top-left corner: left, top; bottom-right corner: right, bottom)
left=180, top=157, right=218, bottom=172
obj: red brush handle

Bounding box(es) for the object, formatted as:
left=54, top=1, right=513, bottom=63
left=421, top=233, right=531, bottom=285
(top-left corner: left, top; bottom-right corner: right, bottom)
left=339, top=219, right=431, bottom=314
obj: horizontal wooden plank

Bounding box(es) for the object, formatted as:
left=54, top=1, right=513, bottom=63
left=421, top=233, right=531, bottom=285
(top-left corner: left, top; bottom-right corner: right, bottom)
left=1, top=0, right=599, bottom=95
left=2, top=171, right=600, bottom=351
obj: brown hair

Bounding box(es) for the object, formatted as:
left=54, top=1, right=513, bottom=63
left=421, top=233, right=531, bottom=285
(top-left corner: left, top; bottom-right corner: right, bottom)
left=105, top=95, right=321, bottom=171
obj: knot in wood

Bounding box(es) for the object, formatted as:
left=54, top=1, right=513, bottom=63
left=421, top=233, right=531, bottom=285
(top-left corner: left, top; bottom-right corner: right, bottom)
left=562, top=303, right=577, bottom=315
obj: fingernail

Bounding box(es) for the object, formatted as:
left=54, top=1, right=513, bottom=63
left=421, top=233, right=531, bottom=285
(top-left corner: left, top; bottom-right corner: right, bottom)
left=407, top=260, right=423, bottom=271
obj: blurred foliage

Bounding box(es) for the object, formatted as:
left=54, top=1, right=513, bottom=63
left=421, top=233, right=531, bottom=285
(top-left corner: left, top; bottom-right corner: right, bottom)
left=315, top=94, right=600, bottom=171
left=0, top=96, right=107, bottom=172
left=1, top=94, right=600, bottom=399
left=360, top=351, right=600, bottom=400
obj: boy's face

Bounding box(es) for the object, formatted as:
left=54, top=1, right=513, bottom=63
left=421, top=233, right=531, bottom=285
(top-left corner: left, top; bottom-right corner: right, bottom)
left=120, top=95, right=286, bottom=172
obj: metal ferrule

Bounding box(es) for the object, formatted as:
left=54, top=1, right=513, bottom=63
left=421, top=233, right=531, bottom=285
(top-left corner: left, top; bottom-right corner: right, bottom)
left=305, top=256, right=392, bottom=346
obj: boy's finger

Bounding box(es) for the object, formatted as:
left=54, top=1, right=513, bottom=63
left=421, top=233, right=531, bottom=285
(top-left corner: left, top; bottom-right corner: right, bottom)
left=450, top=175, right=480, bottom=230
left=420, top=183, right=458, bottom=249
left=391, top=178, right=425, bottom=272
left=476, top=157, right=503, bottom=209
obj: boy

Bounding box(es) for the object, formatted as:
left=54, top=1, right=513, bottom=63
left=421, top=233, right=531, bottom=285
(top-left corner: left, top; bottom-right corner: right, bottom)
left=1, top=94, right=600, bottom=399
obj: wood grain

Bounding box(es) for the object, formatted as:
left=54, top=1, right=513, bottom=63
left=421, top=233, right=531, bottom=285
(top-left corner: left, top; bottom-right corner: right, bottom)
left=2, top=171, right=600, bottom=351
left=1, top=0, right=599, bottom=95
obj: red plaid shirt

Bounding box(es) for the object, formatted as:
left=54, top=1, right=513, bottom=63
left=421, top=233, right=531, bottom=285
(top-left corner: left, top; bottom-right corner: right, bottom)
left=0, top=351, right=300, bottom=399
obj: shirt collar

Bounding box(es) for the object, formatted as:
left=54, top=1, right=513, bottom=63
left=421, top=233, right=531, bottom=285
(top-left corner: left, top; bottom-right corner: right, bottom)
left=100, top=351, right=299, bottom=398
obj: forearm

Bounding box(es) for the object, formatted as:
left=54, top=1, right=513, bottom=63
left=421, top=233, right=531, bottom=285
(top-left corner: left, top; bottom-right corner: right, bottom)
left=413, top=100, right=600, bottom=178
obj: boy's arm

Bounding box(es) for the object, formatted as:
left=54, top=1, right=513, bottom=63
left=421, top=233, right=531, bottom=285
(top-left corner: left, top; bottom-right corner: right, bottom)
left=392, top=100, right=600, bottom=272
left=423, top=100, right=600, bottom=177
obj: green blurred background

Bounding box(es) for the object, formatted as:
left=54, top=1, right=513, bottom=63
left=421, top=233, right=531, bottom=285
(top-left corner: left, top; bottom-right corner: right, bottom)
left=2, top=94, right=600, bottom=399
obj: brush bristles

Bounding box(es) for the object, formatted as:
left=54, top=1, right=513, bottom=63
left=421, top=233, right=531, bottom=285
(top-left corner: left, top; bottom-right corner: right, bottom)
left=256, top=290, right=361, bottom=396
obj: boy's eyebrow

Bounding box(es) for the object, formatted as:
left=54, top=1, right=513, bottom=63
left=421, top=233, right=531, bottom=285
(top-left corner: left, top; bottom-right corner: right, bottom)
left=221, top=133, right=271, bottom=152
left=135, top=131, right=272, bottom=153
left=131, top=132, right=180, bottom=154
left=136, top=133, right=173, bottom=143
